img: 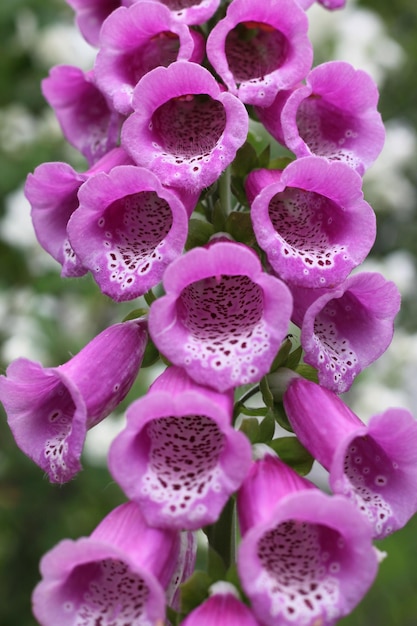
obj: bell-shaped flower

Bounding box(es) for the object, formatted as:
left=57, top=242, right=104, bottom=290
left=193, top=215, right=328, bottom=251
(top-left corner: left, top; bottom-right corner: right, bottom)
left=128, top=0, right=221, bottom=25
left=256, top=61, right=385, bottom=175
left=67, top=164, right=190, bottom=301
left=291, top=272, right=401, bottom=393
left=24, top=147, right=133, bottom=277
left=32, top=501, right=196, bottom=626
left=206, top=0, right=312, bottom=107
left=180, top=581, right=261, bottom=626
left=237, top=449, right=379, bottom=626
left=65, top=0, right=124, bottom=46
left=148, top=241, right=293, bottom=392
left=297, top=0, right=346, bottom=9
left=246, top=158, right=376, bottom=289
left=94, top=2, right=205, bottom=116
left=42, top=65, right=123, bottom=166
left=284, top=377, right=417, bottom=539
left=109, top=365, right=252, bottom=529
left=121, top=61, right=249, bottom=192
left=0, top=320, right=147, bottom=483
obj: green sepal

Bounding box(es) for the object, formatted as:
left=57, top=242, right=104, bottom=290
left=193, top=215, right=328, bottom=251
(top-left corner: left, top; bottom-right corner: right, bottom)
left=231, top=141, right=258, bottom=178
left=185, top=218, right=215, bottom=250
left=295, top=363, right=319, bottom=383
left=225, top=211, right=256, bottom=246
left=122, top=308, right=148, bottom=322
left=269, top=336, right=294, bottom=372
left=179, top=570, right=212, bottom=616
left=259, top=411, right=276, bottom=441
left=266, top=401, right=293, bottom=433
left=286, top=345, right=303, bottom=370
left=239, top=417, right=261, bottom=443
left=267, top=436, right=315, bottom=476
left=267, top=156, right=294, bottom=170
left=166, top=606, right=180, bottom=626
left=140, top=337, right=160, bottom=368
left=260, top=374, right=274, bottom=409
left=239, top=405, right=268, bottom=417
left=230, top=175, right=249, bottom=208
left=258, top=143, right=271, bottom=168
left=207, top=545, right=228, bottom=582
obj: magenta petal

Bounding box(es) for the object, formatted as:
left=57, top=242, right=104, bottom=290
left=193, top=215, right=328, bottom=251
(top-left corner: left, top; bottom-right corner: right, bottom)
left=0, top=320, right=147, bottom=482
left=129, top=0, right=221, bottom=25
left=66, top=0, right=123, bottom=46
left=180, top=583, right=261, bottom=626
left=68, top=165, right=189, bottom=301
left=121, top=61, right=249, bottom=192
left=238, top=489, right=378, bottom=626
left=257, top=61, right=385, bottom=175
left=42, top=65, right=123, bottom=166
left=148, top=241, right=293, bottom=391
left=109, top=366, right=252, bottom=529
left=248, top=158, right=376, bottom=289
left=295, top=272, right=401, bottom=392
left=95, top=2, right=205, bottom=116
left=206, top=0, right=312, bottom=107
left=32, top=502, right=178, bottom=626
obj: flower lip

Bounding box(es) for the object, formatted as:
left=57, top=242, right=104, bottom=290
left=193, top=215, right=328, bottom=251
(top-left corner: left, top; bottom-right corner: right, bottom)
left=206, top=0, right=312, bottom=107
left=238, top=490, right=378, bottom=626
left=148, top=241, right=293, bottom=391
left=121, top=61, right=249, bottom=191
left=248, top=157, right=376, bottom=290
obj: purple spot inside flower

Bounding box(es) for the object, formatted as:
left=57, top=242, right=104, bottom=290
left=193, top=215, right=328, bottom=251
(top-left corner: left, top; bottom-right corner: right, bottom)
left=141, top=415, right=224, bottom=517
left=63, top=559, right=149, bottom=625
left=257, top=520, right=342, bottom=622
left=296, top=97, right=361, bottom=169
left=225, top=22, right=287, bottom=83
left=268, top=187, right=346, bottom=270
left=158, top=0, right=203, bottom=9
left=124, top=31, right=180, bottom=86
left=342, top=436, right=394, bottom=537
left=151, top=94, right=226, bottom=161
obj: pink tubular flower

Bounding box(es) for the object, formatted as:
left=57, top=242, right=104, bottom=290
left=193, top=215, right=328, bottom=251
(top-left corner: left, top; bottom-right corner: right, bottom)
left=0, top=320, right=147, bottom=483
left=128, top=0, right=221, bottom=26
left=94, top=2, right=205, bottom=116
left=206, top=0, right=312, bottom=107
left=121, top=61, right=249, bottom=192
left=180, top=581, right=261, bottom=626
left=25, top=147, right=133, bottom=277
left=297, top=0, right=346, bottom=9
left=109, top=365, right=252, bottom=530
left=246, top=158, right=376, bottom=289
left=148, top=241, right=293, bottom=392
left=237, top=450, right=379, bottom=626
left=256, top=61, right=385, bottom=175
left=42, top=65, right=123, bottom=166
left=65, top=0, right=123, bottom=47
left=67, top=164, right=190, bottom=301
left=284, top=377, right=417, bottom=539
left=32, top=501, right=196, bottom=626
left=291, top=272, right=401, bottom=393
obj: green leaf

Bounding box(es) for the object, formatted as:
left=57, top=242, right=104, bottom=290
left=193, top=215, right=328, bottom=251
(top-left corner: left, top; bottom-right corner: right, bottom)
left=259, top=412, right=276, bottom=441
left=185, top=218, right=215, bottom=250
left=231, top=141, right=258, bottom=177
left=270, top=336, right=294, bottom=371
left=230, top=175, right=249, bottom=208
left=180, top=570, right=212, bottom=616
left=267, top=156, right=294, bottom=170
left=260, top=375, right=274, bottom=409
left=239, top=417, right=261, bottom=443
left=122, top=308, right=148, bottom=321
left=268, top=436, right=315, bottom=476
left=141, top=337, right=160, bottom=368
left=266, top=402, right=293, bottom=433
left=207, top=545, right=228, bottom=581
left=225, top=211, right=256, bottom=245
left=239, top=405, right=268, bottom=417
left=258, top=143, right=271, bottom=168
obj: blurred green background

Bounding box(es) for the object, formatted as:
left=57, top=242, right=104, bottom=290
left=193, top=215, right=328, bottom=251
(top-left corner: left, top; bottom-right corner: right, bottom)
left=1, top=0, right=417, bottom=624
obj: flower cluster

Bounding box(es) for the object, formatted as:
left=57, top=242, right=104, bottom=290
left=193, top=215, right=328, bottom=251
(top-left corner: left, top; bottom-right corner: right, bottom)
left=1, top=0, right=416, bottom=625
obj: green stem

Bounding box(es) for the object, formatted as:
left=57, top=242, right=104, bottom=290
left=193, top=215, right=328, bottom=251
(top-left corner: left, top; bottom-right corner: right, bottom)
left=218, top=165, right=232, bottom=217
left=205, top=496, right=235, bottom=570
left=233, top=384, right=260, bottom=421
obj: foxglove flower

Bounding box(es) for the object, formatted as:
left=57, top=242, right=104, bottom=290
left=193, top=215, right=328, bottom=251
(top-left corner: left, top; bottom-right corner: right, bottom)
left=0, top=320, right=147, bottom=483
left=42, top=65, right=123, bottom=166
left=297, top=0, right=346, bottom=9
left=95, top=2, right=205, bottom=116
left=67, top=164, right=190, bottom=301
left=121, top=61, right=249, bottom=191
left=246, top=158, right=376, bottom=289
left=292, top=272, right=401, bottom=393
left=206, top=0, right=312, bottom=107
left=148, top=241, right=293, bottom=391
left=180, top=581, right=261, bottom=626
left=32, top=501, right=195, bottom=626
left=129, top=0, right=221, bottom=26
left=256, top=61, right=385, bottom=175
left=65, top=0, right=123, bottom=47
left=237, top=449, right=379, bottom=626
left=109, top=365, right=252, bottom=529
left=284, top=377, right=417, bottom=539
left=25, top=147, right=133, bottom=277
